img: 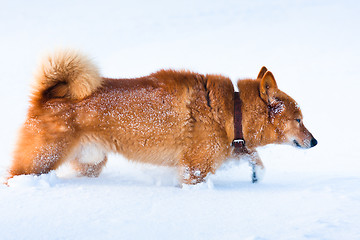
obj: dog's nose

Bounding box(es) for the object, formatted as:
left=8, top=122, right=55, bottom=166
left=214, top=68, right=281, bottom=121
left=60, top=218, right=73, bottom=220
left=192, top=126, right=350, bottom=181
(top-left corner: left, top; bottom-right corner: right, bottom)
left=310, top=138, right=318, bottom=147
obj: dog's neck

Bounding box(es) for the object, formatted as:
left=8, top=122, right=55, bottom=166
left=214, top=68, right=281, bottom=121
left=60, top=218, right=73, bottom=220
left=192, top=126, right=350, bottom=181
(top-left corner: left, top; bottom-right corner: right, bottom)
left=237, top=79, right=282, bottom=149
left=232, top=92, right=246, bottom=154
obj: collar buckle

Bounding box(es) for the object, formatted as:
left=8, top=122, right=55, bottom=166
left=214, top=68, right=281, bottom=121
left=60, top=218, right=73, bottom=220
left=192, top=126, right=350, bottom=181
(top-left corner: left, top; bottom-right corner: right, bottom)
left=232, top=139, right=245, bottom=147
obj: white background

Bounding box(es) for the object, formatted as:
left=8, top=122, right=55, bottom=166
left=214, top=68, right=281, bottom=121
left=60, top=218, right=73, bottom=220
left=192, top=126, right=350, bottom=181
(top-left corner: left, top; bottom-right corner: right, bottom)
left=0, top=1, right=359, bottom=239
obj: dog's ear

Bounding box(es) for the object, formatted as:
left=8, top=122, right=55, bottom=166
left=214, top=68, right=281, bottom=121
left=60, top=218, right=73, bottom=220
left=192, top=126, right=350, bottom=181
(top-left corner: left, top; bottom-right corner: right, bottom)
left=259, top=71, right=278, bottom=103
left=257, top=66, right=268, bottom=79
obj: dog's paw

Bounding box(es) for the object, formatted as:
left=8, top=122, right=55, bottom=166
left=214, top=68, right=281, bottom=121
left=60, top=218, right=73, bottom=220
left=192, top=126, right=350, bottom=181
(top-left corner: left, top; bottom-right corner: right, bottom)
left=252, top=165, right=265, bottom=183
left=181, top=179, right=214, bottom=190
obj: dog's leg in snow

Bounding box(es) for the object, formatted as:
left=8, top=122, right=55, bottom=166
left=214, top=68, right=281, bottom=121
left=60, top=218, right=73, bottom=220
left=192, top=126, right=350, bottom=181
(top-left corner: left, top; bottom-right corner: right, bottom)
left=8, top=121, right=76, bottom=178
left=70, top=143, right=108, bottom=177
left=180, top=156, right=214, bottom=186
left=179, top=141, right=228, bottom=186
left=246, top=151, right=265, bottom=183
left=71, top=156, right=108, bottom=177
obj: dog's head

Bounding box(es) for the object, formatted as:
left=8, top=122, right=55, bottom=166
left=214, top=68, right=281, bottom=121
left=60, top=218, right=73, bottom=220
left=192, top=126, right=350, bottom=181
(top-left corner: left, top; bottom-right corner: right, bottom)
left=257, top=67, right=317, bottom=149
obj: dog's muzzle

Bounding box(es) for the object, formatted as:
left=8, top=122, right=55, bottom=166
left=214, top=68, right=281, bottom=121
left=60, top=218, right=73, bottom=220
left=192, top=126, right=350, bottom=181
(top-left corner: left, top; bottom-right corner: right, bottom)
left=293, top=137, right=318, bottom=148
left=310, top=137, right=318, bottom=148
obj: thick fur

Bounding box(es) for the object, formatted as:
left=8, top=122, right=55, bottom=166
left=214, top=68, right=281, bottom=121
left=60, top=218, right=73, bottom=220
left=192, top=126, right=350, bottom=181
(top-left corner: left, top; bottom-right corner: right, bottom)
left=7, top=51, right=316, bottom=185
left=33, top=50, right=102, bottom=101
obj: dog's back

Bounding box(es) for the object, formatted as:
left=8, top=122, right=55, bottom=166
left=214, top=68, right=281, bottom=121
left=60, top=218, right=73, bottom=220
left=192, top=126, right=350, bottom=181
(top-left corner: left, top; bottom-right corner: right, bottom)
left=73, top=72, right=194, bottom=165
left=8, top=51, right=235, bottom=184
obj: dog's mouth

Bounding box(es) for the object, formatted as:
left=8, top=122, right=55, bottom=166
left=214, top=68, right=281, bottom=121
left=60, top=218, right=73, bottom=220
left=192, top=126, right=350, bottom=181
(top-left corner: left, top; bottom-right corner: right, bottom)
left=293, top=140, right=302, bottom=148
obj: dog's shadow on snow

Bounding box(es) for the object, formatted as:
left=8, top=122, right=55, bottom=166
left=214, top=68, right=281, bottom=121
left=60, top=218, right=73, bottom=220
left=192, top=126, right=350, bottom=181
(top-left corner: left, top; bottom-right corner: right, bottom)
left=5, top=172, right=310, bottom=192
left=5, top=161, right=308, bottom=191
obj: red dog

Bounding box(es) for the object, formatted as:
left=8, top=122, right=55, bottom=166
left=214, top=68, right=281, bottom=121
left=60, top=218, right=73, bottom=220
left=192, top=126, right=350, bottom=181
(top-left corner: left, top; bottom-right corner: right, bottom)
left=7, top=50, right=317, bottom=185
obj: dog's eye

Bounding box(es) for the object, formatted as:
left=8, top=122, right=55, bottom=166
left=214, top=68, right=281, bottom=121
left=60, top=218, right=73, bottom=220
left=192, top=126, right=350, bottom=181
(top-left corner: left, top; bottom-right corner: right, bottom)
left=295, top=119, right=301, bottom=123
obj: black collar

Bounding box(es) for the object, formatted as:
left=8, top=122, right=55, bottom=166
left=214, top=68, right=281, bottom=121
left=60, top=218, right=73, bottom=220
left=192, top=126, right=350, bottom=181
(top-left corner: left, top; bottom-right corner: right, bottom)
left=232, top=92, right=246, bottom=154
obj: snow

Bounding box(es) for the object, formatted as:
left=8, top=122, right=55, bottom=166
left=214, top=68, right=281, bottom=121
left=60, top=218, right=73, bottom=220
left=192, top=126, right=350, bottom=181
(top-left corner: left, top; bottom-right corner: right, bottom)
left=1, top=0, right=360, bottom=239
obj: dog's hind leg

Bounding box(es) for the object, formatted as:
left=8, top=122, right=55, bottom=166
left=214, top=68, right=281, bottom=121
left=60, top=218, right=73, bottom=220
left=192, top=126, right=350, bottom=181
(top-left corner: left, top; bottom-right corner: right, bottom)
left=70, top=142, right=108, bottom=177
left=8, top=122, right=76, bottom=178
left=71, top=156, right=107, bottom=177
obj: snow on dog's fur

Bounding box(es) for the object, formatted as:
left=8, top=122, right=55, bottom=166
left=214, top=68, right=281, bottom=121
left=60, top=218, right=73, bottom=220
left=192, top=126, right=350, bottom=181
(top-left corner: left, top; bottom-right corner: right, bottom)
left=7, top=50, right=317, bottom=185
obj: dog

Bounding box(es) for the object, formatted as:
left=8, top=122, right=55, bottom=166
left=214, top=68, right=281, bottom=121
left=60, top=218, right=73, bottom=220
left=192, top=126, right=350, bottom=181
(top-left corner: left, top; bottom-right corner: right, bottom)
left=7, top=50, right=317, bottom=185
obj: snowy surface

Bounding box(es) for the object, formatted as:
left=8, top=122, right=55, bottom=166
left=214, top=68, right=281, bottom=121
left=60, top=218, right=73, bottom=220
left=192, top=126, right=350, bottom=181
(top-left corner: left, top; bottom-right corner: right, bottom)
left=1, top=1, right=360, bottom=239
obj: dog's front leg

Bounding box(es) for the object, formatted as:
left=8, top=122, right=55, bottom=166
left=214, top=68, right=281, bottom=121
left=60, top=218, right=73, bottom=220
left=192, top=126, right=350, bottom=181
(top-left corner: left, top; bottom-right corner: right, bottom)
left=246, top=150, right=265, bottom=183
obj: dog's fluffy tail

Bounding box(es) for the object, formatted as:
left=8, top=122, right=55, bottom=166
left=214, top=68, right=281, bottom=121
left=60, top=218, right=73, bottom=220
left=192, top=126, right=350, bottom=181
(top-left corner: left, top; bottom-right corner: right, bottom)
left=32, top=50, right=102, bottom=102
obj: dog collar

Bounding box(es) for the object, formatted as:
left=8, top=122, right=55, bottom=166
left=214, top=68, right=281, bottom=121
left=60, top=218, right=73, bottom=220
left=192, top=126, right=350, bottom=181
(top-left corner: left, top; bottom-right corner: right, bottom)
left=232, top=92, right=246, bottom=154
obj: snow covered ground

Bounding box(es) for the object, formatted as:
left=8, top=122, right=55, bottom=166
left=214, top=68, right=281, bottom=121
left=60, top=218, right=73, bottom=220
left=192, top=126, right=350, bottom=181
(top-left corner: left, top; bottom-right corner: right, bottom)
left=1, top=1, right=359, bottom=239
